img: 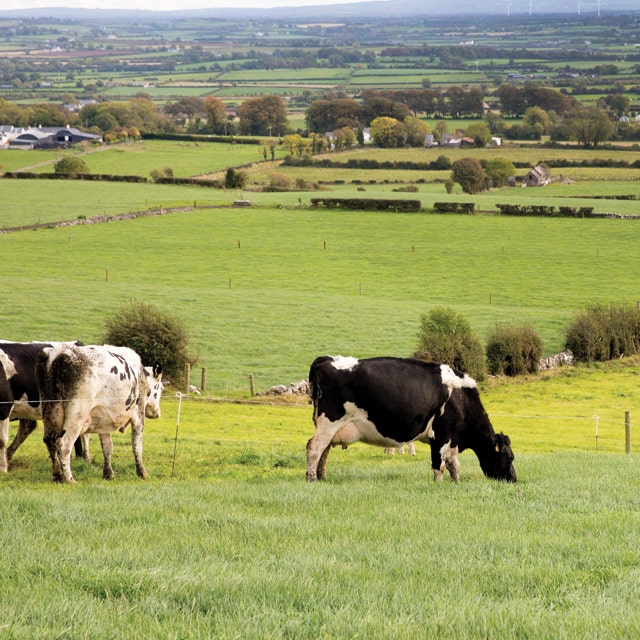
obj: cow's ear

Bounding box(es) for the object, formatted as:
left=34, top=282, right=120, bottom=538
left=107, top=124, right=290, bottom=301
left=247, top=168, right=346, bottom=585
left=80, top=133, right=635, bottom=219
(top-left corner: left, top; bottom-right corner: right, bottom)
left=153, top=362, right=162, bottom=377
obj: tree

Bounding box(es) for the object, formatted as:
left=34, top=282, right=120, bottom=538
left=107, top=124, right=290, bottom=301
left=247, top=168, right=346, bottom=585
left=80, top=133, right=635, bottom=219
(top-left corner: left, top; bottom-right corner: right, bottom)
left=403, top=116, right=430, bottom=147
left=465, top=121, right=492, bottom=147
left=450, top=157, right=489, bottom=194
left=333, top=126, right=357, bottom=150
left=102, top=300, right=192, bottom=382
left=282, top=133, right=307, bottom=156
left=361, top=92, right=411, bottom=126
left=54, top=156, right=90, bottom=175
left=570, top=106, right=614, bottom=148
left=522, top=106, right=551, bottom=135
left=484, top=157, right=515, bottom=188
left=369, top=116, right=405, bottom=148
left=203, top=96, right=228, bottom=134
left=604, top=93, right=629, bottom=118
left=414, top=306, right=485, bottom=381
left=164, top=97, right=206, bottom=128
left=238, top=94, right=288, bottom=136
left=305, top=98, right=361, bottom=133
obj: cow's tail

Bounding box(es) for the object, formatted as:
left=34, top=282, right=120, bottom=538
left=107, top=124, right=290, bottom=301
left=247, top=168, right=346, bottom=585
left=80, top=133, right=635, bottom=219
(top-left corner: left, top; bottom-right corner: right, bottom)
left=308, top=356, right=333, bottom=415
left=37, top=346, right=89, bottom=426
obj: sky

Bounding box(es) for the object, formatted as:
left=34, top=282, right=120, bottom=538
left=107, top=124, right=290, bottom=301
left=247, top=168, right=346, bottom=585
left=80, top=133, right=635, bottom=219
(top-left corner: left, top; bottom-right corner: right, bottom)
left=0, top=0, right=359, bottom=10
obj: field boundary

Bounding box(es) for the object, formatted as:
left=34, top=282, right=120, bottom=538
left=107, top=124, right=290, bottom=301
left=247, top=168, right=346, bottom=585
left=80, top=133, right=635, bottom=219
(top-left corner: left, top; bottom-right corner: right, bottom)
left=0, top=204, right=219, bottom=234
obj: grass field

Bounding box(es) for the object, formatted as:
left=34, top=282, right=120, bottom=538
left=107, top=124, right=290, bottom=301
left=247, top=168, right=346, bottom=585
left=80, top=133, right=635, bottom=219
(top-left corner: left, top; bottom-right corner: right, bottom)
left=1, top=356, right=640, bottom=638
left=1, top=185, right=640, bottom=394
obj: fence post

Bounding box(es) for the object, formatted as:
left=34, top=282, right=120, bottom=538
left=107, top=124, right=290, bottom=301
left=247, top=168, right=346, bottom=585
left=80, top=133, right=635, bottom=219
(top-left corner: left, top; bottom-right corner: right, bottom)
left=185, top=363, right=191, bottom=394
left=201, top=367, right=207, bottom=393
left=249, top=374, right=255, bottom=396
left=625, top=410, right=631, bottom=454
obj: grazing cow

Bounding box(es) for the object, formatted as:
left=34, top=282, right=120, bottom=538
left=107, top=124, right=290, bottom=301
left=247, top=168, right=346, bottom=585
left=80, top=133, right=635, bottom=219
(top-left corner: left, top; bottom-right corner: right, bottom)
left=37, top=344, right=163, bottom=484
left=307, top=355, right=516, bottom=483
left=0, top=340, right=85, bottom=472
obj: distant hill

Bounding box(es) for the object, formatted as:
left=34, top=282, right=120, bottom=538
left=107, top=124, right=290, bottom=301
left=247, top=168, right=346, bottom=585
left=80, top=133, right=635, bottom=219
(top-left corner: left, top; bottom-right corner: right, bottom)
left=1, top=0, right=639, bottom=21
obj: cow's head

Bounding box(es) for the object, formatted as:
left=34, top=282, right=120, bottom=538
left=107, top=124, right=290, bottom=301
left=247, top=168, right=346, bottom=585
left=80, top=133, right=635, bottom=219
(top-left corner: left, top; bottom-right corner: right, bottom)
left=144, top=363, right=163, bottom=419
left=485, top=432, right=517, bottom=482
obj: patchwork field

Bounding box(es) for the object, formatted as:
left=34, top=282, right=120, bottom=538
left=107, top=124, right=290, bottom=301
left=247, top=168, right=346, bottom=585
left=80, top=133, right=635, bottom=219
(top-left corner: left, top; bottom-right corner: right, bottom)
left=2, top=136, right=640, bottom=639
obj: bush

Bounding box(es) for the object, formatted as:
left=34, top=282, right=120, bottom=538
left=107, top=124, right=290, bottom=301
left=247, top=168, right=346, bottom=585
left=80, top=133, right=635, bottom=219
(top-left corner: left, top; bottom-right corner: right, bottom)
left=486, top=324, right=544, bottom=376
left=54, top=156, right=90, bottom=175
left=225, top=168, right=247, bottom=189
left=102, top=300, right=194, bottom=383
left=413, top=306, right=486, bottom=381
left=565, top=303, right=640, bottom=362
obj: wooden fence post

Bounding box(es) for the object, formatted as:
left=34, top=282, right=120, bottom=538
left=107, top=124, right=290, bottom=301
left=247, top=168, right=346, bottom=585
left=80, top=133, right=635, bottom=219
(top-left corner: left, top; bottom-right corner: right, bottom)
left=185, top=363, right=191, bottom=394
left=625, top=410, right=631, bottom=454
left=201, top=367, right=207, bottom=393
left=249, top=374, right=255, bottom=396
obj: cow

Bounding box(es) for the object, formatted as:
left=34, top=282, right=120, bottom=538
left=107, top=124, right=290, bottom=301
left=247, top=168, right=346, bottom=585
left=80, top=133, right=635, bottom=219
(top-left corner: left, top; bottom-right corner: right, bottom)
left=306, top=355, right=516, bottom=483
left=36, top=344, right=163, bottom=484
left=0, top=340, right=86, bottom=472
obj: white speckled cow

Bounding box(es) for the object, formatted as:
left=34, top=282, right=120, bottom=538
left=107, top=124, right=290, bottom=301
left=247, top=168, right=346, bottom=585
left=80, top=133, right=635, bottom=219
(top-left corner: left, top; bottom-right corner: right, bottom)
left=307, top=356, right=516, bottom=483
left=37, top=344, right=163, bottom=484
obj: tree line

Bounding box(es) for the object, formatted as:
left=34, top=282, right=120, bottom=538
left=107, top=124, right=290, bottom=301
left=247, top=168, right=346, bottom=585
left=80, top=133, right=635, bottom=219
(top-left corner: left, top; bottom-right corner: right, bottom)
left=0, top=77, right=636, bottom=149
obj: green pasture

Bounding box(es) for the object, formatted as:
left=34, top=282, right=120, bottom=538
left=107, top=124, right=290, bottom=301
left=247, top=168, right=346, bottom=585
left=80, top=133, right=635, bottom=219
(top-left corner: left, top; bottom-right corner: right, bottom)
left=218, top=69, right=351, bottom=83
left=1, top=178, right=640, bottom=394
left=1, top=141, right=280, bottom=179
left=1, top=356, right=640, bottom=638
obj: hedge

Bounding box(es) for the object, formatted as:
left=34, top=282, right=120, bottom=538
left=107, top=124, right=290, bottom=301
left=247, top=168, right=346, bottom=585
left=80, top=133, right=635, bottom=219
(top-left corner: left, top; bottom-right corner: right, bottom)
left=310, top=198, right=422, bottom=212
left=2, top=171, right=148, bottom=183
left=433, top=202, right=475, bottom=213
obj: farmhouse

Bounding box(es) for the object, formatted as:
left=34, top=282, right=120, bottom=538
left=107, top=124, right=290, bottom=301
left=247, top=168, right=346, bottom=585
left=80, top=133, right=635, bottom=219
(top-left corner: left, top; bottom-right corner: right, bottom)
left=3, top=126, right=102, bottom=150
left=522, top=164, right=551, bottom=187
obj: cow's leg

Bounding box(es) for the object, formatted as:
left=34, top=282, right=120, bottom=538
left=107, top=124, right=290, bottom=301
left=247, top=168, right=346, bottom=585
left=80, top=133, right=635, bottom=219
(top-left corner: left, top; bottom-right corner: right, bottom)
left=130, top=417, right=148, bottom=479
left=443, top=446, right=460, bottom=483
left=75, top=433, right=91, bottom=462
left=43, top=428, right=62, bottom=482
left=98, top=433, right=115, bottom=480
left=316, top=444, right=332, bottom=481
left=307, top=413, right=345, bottom=482
left=0, top=417, right=10, bottom=472
left=7, top=419, right=38, bottom=462
left=57, top=432, right=78, bottom=484
left=430, top=443, right=445, bottom=482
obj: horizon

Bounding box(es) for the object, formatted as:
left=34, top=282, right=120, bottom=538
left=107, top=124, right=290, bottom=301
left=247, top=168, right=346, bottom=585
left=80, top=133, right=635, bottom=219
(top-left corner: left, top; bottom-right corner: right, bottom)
left=0, top=0, right=633, bottom=13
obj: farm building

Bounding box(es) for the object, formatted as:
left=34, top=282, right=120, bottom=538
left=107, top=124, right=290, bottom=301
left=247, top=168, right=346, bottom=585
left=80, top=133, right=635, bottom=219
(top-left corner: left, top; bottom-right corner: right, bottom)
left=3, top=126, right=102, bottom=149
left=522, top=164, right=551, bottom=187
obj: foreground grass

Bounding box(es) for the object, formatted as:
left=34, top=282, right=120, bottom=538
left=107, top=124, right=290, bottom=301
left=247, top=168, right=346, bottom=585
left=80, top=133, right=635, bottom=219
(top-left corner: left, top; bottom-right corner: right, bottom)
left=1, top=449, right=639, bottom=639
left=2, top=359, right=639, bottom=638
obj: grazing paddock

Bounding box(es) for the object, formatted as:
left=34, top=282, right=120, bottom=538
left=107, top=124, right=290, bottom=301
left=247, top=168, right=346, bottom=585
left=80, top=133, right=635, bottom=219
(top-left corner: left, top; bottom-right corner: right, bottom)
left=1, top=194, right=640, bottom=393
left=1, top=361, right=640, bottom=638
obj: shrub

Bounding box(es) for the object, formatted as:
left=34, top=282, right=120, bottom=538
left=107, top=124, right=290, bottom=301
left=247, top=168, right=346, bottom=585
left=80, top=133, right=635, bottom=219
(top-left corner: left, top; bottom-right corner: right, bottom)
left=565, top=303, right=640, bottom=362
left=486, top=324, right=544, bottom=376
left=225, top=168, right=247, bottom=189
left=54, top=156, right=90, bottom=175
left=268, top=172, right=292, bottom=190
left=413, top=306, right=486, bottom=381
left=450, top=157, right=489, bottom=194
left=102, top=300, right=194, bottom=383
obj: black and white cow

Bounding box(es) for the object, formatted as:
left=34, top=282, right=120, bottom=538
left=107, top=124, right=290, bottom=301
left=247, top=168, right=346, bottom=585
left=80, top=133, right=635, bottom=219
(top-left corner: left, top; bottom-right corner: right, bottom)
left=306, top=355, right=516, bottom=483
left=0, top=340, right=86, bottom=472
left=37, top=344, right=163, bottom=484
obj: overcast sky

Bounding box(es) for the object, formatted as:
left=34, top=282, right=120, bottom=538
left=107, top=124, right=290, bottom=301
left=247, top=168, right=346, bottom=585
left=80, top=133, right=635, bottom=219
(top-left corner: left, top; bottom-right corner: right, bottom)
left=1, top=0, right=358, bottom=10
